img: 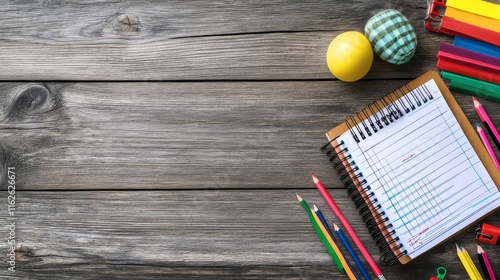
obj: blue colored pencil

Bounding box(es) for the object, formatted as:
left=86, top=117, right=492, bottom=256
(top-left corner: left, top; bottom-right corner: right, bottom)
left=313, top=205, right=336, bottom=238
left=334, top=222, right=372, bottom=280
left=314, top=205, right=361, bottom=280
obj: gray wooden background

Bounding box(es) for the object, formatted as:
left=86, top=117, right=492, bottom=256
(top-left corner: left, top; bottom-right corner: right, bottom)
left=0, top=1, right=499, bottom=279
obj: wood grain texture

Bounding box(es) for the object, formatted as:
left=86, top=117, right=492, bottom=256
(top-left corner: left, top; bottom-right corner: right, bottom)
left=1, top=81, right=497, bottom=191
left=0, top=0, right=499, bottom=279
left=0, top=0, right=447, bottom=81
left=0, top=190, right=498, bottom=279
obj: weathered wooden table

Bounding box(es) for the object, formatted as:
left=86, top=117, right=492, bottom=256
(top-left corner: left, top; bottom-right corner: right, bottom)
left=1, top=1, right=499, bottom=279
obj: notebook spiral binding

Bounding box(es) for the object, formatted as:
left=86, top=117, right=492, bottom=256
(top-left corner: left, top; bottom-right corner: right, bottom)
left=321, top=83, right=434, bottom=265
left=346, top=84, right=433, bottom=143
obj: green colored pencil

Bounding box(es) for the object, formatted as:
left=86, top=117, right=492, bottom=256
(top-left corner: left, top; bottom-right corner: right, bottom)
left=296, top=194, right=344, bottom=272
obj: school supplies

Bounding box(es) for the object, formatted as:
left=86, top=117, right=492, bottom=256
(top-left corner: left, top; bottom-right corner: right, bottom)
left=295, top=194, right=344, bottom=272
left=446, top=0, right=500, bottom=21
left=437, top=43, right=500, bottom=73
left=436, top=43, right=500, bottom=84
left=440, top=42, right=500, bottom=63
left=333, top=222, right=372, bottom=280
left=453, top=37, right=500, bottom=59
left=457, top=244, right=483, bottom=280
left=476, top=123, right=500, bottom=171
left=440, top=17, right=500, bottom=47
left=313, top=204, right=335, bottom=238
left=321, top=71, right=500, bottom=264
left=444, top=7, right=500, bottom=33
left=312, top=174, right=386, bottom=280
left=425, top=0, right=500, bottom=47
left=311, top=208, right=357, bottom=280
left=473, top=97, right=500, bottom=150
left=476, top=223, right=500, bottom=245
left=477, top=245, right=496, bottom=280
left=440, top=72, right=500, bottom=103
left=429, top=267, right=447, bottom=280
left=314, top=205, right=362, bottom=280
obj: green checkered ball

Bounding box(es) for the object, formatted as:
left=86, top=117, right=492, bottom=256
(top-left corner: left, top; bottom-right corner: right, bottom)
left=364, top=9, right=417, bottom=65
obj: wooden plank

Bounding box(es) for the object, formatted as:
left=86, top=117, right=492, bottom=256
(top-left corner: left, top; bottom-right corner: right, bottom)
left=1, top=81, right=498, bottom=190
left=0, top=190, right=498, bottom=279
left=0, top=0, right=446, bottom=81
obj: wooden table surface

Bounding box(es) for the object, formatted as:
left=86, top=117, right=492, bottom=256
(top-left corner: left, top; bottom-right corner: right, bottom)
left=1, top=1, right=499, bottom=279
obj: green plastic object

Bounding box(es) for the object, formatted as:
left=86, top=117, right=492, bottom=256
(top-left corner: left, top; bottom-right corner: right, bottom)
left=441, top=71, right=500, bottom=103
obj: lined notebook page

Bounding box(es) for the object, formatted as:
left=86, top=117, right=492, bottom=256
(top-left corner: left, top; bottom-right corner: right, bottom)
left=338, top=79, right=500, bottom=259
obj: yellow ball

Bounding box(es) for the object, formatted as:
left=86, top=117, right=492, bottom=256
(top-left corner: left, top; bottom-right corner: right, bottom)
left=326, top=31, right=373, bottom=82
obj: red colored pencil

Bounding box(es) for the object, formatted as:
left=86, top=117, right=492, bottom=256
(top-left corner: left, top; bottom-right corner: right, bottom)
left=312, top=174, right=386, bottom=280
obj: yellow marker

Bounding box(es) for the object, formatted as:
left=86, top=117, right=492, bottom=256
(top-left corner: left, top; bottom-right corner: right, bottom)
left=311, top=210, right=357, bottom=280
left=445, top=7, right=500, bottom=32
left=446, top=0, right=500, bottom=21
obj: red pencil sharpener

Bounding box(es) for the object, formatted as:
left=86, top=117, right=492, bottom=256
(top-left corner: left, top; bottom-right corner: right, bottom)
left=476, top=223, right=500, bottom=245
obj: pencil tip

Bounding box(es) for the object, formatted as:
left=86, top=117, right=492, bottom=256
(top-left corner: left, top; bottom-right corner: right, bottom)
left=296, top=193, right=302, bottom=201
left=313, top=204, right=318, bottom=211
left=333, top=223, right=339, bottom=231
left=477, top=244, right=484, bottom=253
left=311, top=174, right=319, bottom=183
left=472, top=97, right=480, bottom=107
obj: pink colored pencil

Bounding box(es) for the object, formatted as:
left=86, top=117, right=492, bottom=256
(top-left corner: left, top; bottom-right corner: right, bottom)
left=476, top=123, right=500, bottom=171
left=473, top=97, right=500, bottom=151
left=312, top=174, right=386, bottom=280
left=478, top=245, right=496, bottom=280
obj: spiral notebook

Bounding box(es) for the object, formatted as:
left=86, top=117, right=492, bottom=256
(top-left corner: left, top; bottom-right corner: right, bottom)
left=322, top=71, right=500, bottom=265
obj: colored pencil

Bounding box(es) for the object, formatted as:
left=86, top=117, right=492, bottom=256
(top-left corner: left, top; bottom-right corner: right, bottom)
left=457, top=244, right=483, bottom=280
left=311, top=208, right=356, bottom=280
left=311, top=174, right=386, bottom=280
left=313, top=204, right=335, bottom=238
left=478, top=250, right=489, bottom=280
left=463, top=245, right=483, bottom=280
left=295, top=194, right=343, bottom=272
left=478, top=245, right=496, bottom=280
left=314, top=205, right=363, bottom=280
left=476, top=123, right=500, bottom=171
left=473, top=97, right=500, bottom=150
left=334, top=222, right=372, bottom=280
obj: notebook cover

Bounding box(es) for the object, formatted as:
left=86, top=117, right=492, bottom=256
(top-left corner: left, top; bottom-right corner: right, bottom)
left=325, top=70, right=500, bottom=264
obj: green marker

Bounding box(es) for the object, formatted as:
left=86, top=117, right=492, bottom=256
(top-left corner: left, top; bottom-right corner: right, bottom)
left=441, top=71, right=500, bottom=103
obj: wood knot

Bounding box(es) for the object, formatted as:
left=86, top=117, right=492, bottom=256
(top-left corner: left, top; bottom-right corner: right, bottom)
left=7, top=84, right=60, bottom=121
left=15, top=244, right=36, bottom=261
left=114, top=13, right=141, bottom=33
